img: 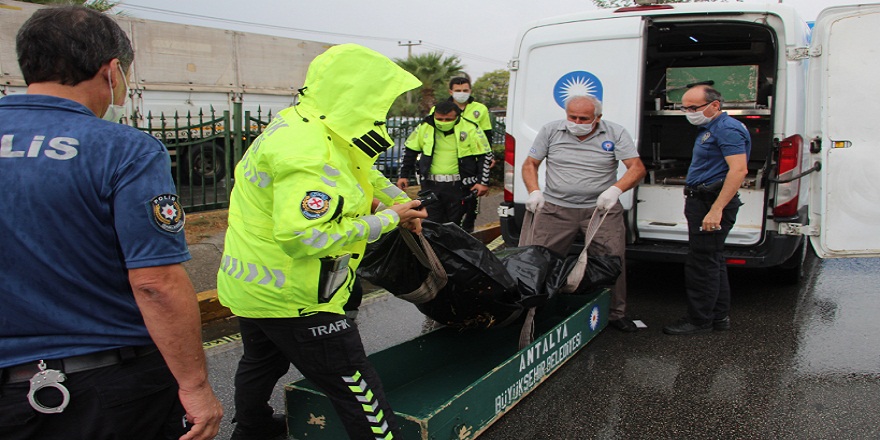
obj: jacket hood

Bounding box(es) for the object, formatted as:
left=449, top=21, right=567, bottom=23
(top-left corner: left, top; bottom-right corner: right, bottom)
left=296, top=44, right=421, bottom=160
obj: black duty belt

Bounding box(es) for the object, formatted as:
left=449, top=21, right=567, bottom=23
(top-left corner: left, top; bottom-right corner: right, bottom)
left=1, top=344, right=159, bottom=385
left=684, top=181, right=723, bottom=201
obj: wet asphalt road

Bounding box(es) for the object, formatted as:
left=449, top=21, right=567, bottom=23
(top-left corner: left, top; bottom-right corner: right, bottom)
left=204, top=252, right=880, bottom=439
left=479, top=253, right=880, bottom=439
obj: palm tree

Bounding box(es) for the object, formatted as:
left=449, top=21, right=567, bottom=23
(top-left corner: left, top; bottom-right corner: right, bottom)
left=395, top=52, right=464, bottom=116
left=17, top=0, right=120, bottom=13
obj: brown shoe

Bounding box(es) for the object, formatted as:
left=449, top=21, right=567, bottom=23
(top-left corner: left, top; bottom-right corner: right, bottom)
left=608, top=317, right=637, bottom=332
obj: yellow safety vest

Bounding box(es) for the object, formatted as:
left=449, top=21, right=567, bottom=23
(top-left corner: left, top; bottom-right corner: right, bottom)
left=218, top=44, right=419, bottom=318
left=404, top=119, right=490, bottom=158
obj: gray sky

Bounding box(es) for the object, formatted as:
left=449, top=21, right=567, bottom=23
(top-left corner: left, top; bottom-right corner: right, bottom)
left=117, top=0, right=861, bottom=82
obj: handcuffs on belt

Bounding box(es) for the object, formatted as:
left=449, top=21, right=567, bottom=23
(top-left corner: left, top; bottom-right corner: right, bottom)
left=27, top=360, right=70, bottom=414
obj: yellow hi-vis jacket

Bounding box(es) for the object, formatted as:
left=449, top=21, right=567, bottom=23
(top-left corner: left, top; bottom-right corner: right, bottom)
left=217, top=44, right=420, bottom=318
left=400, top=118, right=492, bottom=187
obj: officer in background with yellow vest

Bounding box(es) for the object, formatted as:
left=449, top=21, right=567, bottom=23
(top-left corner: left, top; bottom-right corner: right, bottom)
left=438, top=76, right=494, bottom=231
left=397, top=100, right=492, bottom=225
left=445, top=76, right=493, bottom=141
left=217, top=44, right=426, bottom=440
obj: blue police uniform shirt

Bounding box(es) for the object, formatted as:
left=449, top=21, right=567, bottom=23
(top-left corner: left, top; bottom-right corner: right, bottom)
left=0, top=94, right=191, bottom=368
left=685, top=112, right=751, bottom=186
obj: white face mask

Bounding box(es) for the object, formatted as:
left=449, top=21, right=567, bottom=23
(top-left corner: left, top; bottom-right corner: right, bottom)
left=452, top=91, right=470, bottom=104
left=566, top=120, right=595, bottom=136
left=685, top=104, right=718, bottom=126
left=103, top=65, right=129, bottom=123
left=686, top=111, right=711, bottom=126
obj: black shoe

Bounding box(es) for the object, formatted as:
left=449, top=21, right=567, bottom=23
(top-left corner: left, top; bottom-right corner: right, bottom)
left=230, top=414, right=287, bottom=440
left=713, top=316, right=730, bottom=331
left=608, top=317, right=638, bottom=332
left=662, top=318, right=712, bottom=335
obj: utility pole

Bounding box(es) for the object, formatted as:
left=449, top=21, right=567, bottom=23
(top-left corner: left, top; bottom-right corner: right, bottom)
left=398, top=40, right=422, bottom=58
left=398, top=40, right=422, bottom=106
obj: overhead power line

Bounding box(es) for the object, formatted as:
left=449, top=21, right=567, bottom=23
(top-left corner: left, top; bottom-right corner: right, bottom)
left=118, top=3, right=507, bottom=69
left=120, top=4, right=403, bottom=42
left=420, top=42, right=507, bottom=65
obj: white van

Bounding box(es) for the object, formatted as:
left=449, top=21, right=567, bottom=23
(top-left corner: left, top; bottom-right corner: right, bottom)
left=499, top=2, right=880, bottom=282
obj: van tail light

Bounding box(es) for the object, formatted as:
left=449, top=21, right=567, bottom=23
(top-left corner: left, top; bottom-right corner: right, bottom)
left=504, top=133, right=516, bottom=203
left=773, top=135, right=803, bottom=218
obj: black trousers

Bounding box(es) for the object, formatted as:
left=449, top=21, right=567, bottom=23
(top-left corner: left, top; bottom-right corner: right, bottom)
left=234, top=313, right=400, bottom=440
left=460, top=197, right=479, bottom=233
left=421, top=180, right=469, bottom=225
left=683, top=194, right=741, bottom=325
left=0, top=350, right=187, bottom=440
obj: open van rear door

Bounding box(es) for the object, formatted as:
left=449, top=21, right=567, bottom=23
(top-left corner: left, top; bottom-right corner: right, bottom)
left=807, top=4, right=880, bottom=258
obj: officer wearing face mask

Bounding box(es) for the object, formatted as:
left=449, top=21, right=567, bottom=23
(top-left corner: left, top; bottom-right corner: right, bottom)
left=218, top=44, right=426, bottom=440
left=663, top=85, right=750, bottom=336
left=445, top=76, right=493, bottom=144
left=427, top=76, right=494, bottom=232
left=397, top=99, right=492, bottom=225
left=520, top=94, right=646, bottom=333
left=0, top=6, right=223, bottom=439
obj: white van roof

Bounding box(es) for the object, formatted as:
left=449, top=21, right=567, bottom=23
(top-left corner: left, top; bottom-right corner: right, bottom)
left=515, top=2, right=807, bottom=52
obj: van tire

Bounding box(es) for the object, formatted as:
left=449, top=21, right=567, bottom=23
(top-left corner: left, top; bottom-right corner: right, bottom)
left=188, top=142, right=226, bottom=185
left=777, top=240, right=807, bottom=285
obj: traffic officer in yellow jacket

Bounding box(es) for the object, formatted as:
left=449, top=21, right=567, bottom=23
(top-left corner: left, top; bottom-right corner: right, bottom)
left=447, top=76, right=493, bottom=142
left=441, top=76, right=495, bottom=231
left=218, top=44, right=426, bottom=440
left=397, top=100, right=492, bottom=225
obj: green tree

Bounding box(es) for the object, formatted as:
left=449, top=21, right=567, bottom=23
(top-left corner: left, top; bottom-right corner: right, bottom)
left=392, top=52, right=464, bottom=116
left=17, top=0, right=120, bottom=13
left=593, top=0, right=726, bottom=7
left=473, top=69, right=509, bottom=111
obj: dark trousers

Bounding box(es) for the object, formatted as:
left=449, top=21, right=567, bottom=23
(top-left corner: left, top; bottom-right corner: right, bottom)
left=421, top=180, right=469, bottom=225
left=684, top=194, right=741, bottom=325
left=0, top=350, right=187, bottom=440
left=520, top=202, right=628, bottom=319
left=460, top=197, right=479, bottom=233
left=234, top=314, right=400, bottom=440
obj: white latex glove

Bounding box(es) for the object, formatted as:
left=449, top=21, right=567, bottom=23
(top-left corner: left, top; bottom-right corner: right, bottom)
left=596, top=186, right=623, bottom=211
left=526, top=190, right=545, bottom=213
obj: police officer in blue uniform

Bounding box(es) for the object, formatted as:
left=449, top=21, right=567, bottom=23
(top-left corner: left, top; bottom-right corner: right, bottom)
left=663, top=85, right=751, bottom=336
left=0, top=6, right=222, bottom=439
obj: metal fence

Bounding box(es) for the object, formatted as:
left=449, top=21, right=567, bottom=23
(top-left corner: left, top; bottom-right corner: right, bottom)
left=133, top=103, right=504, bottom=212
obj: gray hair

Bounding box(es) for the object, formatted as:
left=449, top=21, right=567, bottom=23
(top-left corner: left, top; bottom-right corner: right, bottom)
left=701, top=86, right=725, bottom=108
left=564, top=95, right=603, bottom=116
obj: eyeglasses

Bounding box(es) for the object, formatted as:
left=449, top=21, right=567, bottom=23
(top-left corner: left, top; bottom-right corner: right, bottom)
left=679, top=102, right=712, bottom=113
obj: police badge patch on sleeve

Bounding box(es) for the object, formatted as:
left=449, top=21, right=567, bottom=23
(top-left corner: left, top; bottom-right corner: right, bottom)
left=301, top=191, right=331, bottom=220
left=150, top=194, right=185, bottom=233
